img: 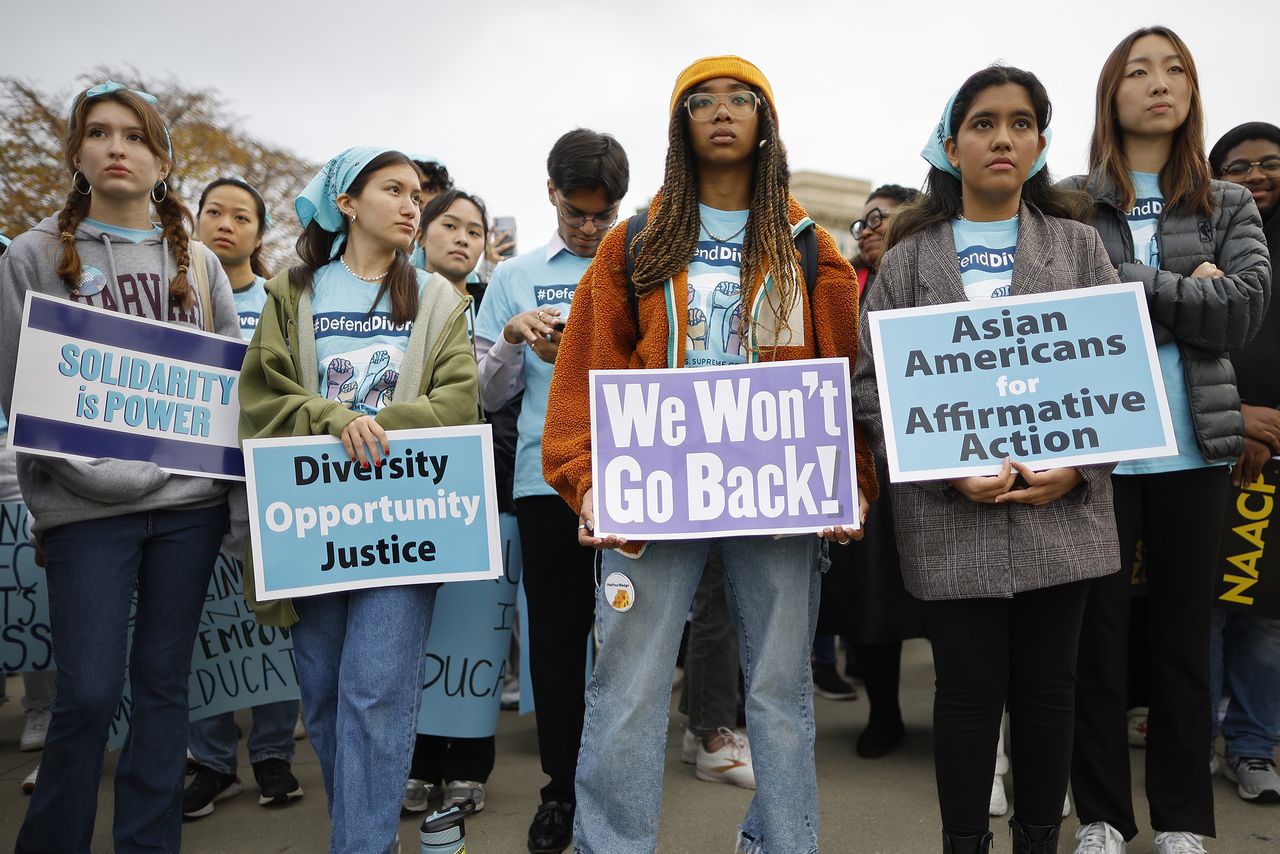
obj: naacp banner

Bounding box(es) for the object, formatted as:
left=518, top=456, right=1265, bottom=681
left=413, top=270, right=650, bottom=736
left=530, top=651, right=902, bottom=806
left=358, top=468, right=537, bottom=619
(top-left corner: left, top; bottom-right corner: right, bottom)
left=8, top=292, right=247, bottom=480
left=244, top=425, right=502, bottom=600
left=867, top=282, right=1176, bottom=482
left=1215, top=459, right=1280, bottom=619
left=590, top=358, right=859, bottom=539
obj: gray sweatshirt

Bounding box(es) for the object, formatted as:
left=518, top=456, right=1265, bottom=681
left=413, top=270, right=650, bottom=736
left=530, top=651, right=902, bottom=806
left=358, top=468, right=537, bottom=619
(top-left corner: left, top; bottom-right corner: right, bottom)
left=0, top=215, right=240, bottom=534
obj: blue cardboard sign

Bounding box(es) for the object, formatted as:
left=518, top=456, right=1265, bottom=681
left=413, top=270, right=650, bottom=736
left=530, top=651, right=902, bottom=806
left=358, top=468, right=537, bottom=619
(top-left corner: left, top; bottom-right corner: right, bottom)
left=8, top=292, right=247, bottom=480
left=0, top=501, right=53, bottom=672
left=244, top=426, right=502, bottom=600
left=867, top=282, right=1176, bottom=482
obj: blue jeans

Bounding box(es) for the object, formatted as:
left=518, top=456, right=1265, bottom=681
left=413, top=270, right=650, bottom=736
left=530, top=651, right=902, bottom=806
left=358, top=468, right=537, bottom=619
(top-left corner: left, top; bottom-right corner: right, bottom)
left=291, top=583, right=438, bottom=854
left=1210, top=608, right=1280, bottom=760
left=16, top=504, right=227, bottom=854
left=187, top=699, right=300, bottom=776
left=575, top=536, right=821, bottom=854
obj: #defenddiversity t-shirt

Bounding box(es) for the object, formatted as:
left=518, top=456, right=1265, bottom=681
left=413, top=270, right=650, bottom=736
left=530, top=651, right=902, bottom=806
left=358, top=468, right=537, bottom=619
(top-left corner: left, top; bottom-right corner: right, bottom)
left=952, top=216, right=1018, bottom=302
left=686, top=204, right=748, bottom=367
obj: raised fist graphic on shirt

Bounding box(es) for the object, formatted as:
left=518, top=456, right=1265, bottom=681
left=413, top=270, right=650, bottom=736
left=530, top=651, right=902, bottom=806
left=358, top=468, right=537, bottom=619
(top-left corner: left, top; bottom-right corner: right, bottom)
left=364, top=369, right=398, bottom=408
left=326, top=358, right=355, bottom=399
left=356, top=350, right=391, bottom=401
left=336, top=379, right=358, bottom=404
left=687, top=306, right=708, bottom=351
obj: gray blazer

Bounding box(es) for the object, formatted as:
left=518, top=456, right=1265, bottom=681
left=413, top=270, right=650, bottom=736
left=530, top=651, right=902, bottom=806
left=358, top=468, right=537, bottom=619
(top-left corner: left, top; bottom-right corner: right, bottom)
left=853, top=204, right=1122, bottom=600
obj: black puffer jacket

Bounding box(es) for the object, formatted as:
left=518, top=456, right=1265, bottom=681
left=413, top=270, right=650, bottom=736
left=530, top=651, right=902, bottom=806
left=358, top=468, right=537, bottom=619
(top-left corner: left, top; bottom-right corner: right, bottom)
left=1062, top=172, right=1272, bottom=462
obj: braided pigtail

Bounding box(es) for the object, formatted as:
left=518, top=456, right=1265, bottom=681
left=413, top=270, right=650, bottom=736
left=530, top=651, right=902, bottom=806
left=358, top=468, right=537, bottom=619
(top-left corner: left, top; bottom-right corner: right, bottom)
left=155, top=192, right=195, bottom=311
left=54, top=188, right=92, bottom=292
left=631, top=110, right=701, bottom=294
left=741, top=97, right=796, bottom=356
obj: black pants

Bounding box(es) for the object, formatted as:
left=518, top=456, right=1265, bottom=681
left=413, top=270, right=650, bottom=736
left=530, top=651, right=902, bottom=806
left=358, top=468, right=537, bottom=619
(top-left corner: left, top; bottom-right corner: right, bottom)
left=1072, top=468, right=1229, bottom=839
left=409, top=734, right=496, bottom=784
left=515, top=495, right=597, bottom=804
left=927, top=581, right=1090, bottom=835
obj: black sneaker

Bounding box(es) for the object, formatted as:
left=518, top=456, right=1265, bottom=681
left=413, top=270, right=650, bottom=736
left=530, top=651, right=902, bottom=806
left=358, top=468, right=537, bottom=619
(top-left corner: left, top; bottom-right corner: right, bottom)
left=182, top=764, right=243, bottom=819
left=527, top=800, right=574, bottom=853
left=813, top=663, right=858, bottom=700
left=252, top=758, right=303, bottom=807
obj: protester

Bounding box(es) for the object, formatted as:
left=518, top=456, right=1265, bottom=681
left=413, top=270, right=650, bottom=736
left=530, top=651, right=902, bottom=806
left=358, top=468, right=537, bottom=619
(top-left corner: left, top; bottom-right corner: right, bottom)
left=542, top=55, right=876, bottom=854
left=409, top=158, right=454, bottom=269
left=403, top=188, right=507, bottom=816
left=183, top=177, right=304, bottom=819
left=1066, top=27, right=1271, bottom=854
left=473, top=128, right=629, bottom=854
left=0, top=81, right=239, bottom=852
left=854, top=65, right=1123, bottom=854
left=237, top=147, right=479, bottom=853
left=1205, top=121, right=1280, bottom=806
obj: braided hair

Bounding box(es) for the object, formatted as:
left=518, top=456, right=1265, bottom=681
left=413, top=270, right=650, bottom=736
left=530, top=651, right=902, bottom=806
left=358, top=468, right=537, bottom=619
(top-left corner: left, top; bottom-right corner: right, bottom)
left=56, top=89, right=194, bottom=310
left=632, top=89, right=799, bottom=354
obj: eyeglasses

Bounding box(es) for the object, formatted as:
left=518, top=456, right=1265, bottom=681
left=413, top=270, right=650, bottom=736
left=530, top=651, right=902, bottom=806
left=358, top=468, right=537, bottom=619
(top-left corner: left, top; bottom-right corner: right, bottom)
left=851, top=207, right=892, bottom=239
left=554, top=194, right=618, bottom=231
left=1220, top=157, right=1280, bottom=178
left=685, top=91, right=759, bottom=122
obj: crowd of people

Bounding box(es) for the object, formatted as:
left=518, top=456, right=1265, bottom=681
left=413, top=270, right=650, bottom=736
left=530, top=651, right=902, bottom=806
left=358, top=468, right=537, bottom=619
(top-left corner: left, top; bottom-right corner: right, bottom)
left=0, top=22, right=1277, bottom=854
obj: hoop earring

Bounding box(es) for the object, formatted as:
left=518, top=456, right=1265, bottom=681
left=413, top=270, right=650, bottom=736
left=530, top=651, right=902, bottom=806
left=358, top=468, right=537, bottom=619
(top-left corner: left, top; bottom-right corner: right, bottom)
left=73, top=171, right=92, bottom=195
left=151, top=180, right=168, bottom=204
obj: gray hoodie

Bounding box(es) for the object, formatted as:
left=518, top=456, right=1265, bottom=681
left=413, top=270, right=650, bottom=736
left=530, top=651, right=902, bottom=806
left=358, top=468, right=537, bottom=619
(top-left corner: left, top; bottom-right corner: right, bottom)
left=0, top=215, right=240, bottom=534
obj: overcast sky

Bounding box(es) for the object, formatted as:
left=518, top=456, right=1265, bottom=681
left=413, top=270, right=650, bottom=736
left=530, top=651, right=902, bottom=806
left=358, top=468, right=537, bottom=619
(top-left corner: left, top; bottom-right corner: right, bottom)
left=5, top=1, right=1278, bottom=250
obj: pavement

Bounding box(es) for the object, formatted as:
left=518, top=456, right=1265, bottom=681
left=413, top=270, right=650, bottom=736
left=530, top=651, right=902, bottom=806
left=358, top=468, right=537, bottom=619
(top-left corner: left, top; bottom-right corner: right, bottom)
left=0, top=639, right=1276, bottom=852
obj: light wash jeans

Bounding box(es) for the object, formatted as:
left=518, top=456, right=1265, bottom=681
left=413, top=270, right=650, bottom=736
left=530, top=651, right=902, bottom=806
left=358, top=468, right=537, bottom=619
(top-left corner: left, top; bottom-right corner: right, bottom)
left=1210, top=607, right=1280, bottom=760
left=187, top=699, right=299, bottom=776
left=574, top=536, right=822, bottom=854
left=292, top=583, right=438, bottom=854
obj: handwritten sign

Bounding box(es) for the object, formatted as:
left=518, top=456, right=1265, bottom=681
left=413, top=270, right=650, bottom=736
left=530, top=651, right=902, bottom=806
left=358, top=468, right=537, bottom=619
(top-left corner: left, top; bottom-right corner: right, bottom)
left=0, top=501, right=52, bottom=672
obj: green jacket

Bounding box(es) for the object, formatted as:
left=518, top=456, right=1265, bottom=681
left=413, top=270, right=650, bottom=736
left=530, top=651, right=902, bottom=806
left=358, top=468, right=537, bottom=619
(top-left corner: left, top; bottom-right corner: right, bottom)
left=238, top=270, right=480, bottom=626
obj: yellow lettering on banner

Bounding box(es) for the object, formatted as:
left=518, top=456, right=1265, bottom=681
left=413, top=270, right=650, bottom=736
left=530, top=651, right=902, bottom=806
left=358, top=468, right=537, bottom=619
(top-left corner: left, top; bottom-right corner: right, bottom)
left=1237, top=491, right=1273, bottom=521
left=1246, top=472, right=1277, bottom=495
left=1220, top=574, right=1257, bottom=605
left=1227, top=550, right=1263, bottom=579
left=1221, top=469, right=1272, bottom=606
left=1233, top=520, right=1269, bottom=550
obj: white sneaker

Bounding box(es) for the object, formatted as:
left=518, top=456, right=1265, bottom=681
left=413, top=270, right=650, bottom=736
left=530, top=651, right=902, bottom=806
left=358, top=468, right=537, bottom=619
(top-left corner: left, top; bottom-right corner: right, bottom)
left=1224, top=756, right=1280, bottom=804
left=1125, top=707, right=1148, bottom=748
left=681, top=727, right=698, bottom=764
left=293, top=713, right=306, bottom=740
left=989, top=774, right=1008, bottom=816
left=1153, top=831, right=1206, bottom=853
left=1073, top=821, right=1125, bottom=853
left=21, top=765, right=38, bottom=794
left=1062, top=790, right=1071, bottom=818
left=20, top=707, right=51, bottom=752
left=695, top=727, right=755, bottom=790
left=442, top=779, right=485, bottom=813
left=402, top=779, right=440, bottom=813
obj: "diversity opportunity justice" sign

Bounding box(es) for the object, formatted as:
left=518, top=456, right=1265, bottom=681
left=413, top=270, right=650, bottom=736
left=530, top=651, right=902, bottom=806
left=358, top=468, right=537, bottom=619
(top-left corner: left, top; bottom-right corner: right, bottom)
left=868, top=282, right=1176, bottom=482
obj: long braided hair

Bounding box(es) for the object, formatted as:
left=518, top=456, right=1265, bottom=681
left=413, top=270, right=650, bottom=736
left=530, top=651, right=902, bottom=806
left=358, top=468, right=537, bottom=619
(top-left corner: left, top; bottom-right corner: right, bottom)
left=56, top=89, right=194, bottom=310
left=631, top=88, right=800, bottom=353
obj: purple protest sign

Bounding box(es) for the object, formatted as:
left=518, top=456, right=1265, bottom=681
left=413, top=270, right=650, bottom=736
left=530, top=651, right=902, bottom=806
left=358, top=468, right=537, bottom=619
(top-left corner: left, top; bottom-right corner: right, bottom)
left=589, top=358, right=858, bottom=539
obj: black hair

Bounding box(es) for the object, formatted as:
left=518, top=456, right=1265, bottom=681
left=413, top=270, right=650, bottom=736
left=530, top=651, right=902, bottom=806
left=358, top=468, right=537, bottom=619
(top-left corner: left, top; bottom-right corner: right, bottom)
left=1209, top=122, right=1280, bottom=175
left=420, top=188, right=489, bottom=239
left=888, top=65, right=1090, bottom=250
left=413, top=160, right=454, bottom=195
left=866, top=184, right=919, bottom=206
left=198, top=177, right=271, bottom=278
left=546, top=129, right=630, bottom=202
left=291, top=150, right=421, bottom=324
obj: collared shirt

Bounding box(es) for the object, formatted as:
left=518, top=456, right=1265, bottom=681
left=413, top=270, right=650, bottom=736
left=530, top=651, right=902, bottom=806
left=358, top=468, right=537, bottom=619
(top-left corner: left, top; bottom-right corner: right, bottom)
left=474, top=232, right=590, bottom=500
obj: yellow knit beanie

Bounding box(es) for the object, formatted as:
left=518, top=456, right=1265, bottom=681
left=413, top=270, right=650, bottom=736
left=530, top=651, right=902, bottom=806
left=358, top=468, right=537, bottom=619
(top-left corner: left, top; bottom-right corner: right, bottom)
left=670, top=55, right=777, bottom=126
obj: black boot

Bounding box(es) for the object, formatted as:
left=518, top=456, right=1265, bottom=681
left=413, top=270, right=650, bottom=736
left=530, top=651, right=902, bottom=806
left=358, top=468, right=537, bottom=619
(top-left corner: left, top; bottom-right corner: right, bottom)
left=942, top=829, right=994, bottom=854
left=1009, top=817, right=1061, bottom=854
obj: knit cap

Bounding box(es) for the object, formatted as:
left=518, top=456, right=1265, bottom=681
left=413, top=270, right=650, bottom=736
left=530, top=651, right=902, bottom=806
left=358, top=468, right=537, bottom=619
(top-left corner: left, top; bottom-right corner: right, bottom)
left=670, top=56, right=777, bottom=125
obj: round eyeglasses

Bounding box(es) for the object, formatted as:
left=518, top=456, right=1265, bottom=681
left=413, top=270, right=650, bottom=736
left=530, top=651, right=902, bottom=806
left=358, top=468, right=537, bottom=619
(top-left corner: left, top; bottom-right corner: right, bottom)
left=851, top=207, right=892, bottom=239
left=686, top=91, right=759, bottom=122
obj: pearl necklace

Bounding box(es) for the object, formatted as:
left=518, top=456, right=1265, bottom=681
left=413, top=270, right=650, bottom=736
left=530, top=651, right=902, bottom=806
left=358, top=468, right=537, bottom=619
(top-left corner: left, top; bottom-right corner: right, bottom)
left=701, top=219, right=747, bottom=243
left=340, top=256, right=387, bottom=282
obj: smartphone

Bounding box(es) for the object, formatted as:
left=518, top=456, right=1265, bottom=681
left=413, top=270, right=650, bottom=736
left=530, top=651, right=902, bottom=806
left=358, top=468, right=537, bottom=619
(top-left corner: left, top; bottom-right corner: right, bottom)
left=494, top=216, right=517, bottom=258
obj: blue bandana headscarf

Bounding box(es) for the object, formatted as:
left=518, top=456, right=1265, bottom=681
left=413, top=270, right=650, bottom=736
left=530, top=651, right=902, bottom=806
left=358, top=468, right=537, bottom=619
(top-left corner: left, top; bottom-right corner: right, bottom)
left=71, top=81, right=173, bottom=159
left=920, top=87, right=1052, bottom=181
left=295, top=146, right=395, bottom=260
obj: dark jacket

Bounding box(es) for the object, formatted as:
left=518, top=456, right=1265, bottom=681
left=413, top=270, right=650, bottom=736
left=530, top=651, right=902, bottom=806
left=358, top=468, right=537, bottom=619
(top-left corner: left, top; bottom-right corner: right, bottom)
left=1061, top=173, right=1272, bottom=461
left=854, top=203, right=1121, bottom=600
left=1230, top=203, right=1280, bottom=406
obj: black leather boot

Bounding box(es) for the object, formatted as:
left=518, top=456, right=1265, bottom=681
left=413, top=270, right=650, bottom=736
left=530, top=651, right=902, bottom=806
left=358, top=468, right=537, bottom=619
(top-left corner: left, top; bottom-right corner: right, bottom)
left=1009, top=817, right=1062, bottom=854
left=942, top=829, right=994, bottom=854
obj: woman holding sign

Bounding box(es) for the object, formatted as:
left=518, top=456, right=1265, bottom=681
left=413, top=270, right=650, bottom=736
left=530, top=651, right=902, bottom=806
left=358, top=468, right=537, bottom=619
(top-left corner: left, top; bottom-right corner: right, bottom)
left=1066, top=27, right=1271, bottom=854
left=236, top=148, right=479, bottom=853
left=543, top=55, right=877, bottom=853
left=0, top=82, right=239, bottom=852
left=853, top=66, right=1123, bottom=854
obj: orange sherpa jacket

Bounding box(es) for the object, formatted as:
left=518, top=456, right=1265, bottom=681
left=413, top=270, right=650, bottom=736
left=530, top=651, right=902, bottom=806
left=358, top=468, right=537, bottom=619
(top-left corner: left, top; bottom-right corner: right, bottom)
left=542, top=194, right=880, bottom=526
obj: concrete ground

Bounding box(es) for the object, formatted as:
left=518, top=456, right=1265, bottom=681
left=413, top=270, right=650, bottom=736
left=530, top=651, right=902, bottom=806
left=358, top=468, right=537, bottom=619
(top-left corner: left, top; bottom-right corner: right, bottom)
left=0, top=640, right=1276, bottom=852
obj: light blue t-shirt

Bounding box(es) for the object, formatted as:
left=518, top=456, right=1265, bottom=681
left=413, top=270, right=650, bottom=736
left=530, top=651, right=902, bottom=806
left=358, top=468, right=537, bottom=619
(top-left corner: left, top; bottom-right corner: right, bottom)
left=952, top=217, right=1018, bottom=301
left=84, top=218, right=162, bottom=243
left=1115, top=172, right=1219, bottom=474
left=474, top=239, right=591, bottom=500
left=686, top=204, right=748, bottom=367
left=312, top=262, right=425, bottom=416
left=233, top=276, right=268, bottom=341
